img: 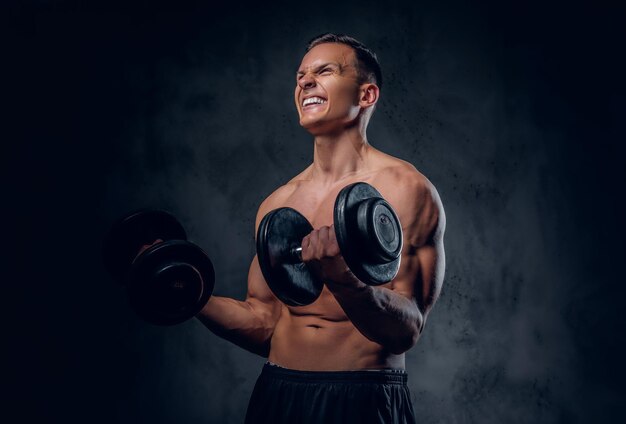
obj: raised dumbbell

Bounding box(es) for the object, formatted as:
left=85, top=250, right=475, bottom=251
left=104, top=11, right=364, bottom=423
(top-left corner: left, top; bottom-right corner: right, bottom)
left=103, top=210, right=215, bottom=325
left=256, top=182, right=403, bottom=306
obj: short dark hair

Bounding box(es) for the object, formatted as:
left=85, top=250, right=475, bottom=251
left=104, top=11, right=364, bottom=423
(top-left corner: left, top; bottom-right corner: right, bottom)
left=305, top=33, right=383, bottom=91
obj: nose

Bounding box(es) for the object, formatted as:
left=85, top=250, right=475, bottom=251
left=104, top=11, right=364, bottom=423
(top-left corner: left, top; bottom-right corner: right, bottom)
left=298, top=73, right=316, bottom=90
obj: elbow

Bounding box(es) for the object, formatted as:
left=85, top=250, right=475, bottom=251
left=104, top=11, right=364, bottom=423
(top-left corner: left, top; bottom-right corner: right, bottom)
left=388, top=325, right=421, bottom=355
left=388, top=313, right=425, bottom=354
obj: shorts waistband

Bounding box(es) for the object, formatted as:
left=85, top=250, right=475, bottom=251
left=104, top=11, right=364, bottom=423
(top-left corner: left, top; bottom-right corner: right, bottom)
left=261, top=362, right=408, bottom=385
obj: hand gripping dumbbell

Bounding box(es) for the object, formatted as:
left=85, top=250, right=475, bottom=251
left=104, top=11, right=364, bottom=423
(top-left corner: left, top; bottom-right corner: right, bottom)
left=256, top=182, right=403, bottom=306
left=103, top=210, right=215, bottom=325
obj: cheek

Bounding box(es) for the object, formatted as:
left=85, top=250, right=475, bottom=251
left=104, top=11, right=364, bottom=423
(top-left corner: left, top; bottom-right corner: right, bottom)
left=326, top=82, right=359, bottom=106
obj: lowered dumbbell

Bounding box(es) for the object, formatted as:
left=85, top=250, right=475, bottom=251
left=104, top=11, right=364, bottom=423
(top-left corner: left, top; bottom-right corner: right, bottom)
left=103, top=210, right=215, bottom=325
left=256, top=182, right=403, bottom=306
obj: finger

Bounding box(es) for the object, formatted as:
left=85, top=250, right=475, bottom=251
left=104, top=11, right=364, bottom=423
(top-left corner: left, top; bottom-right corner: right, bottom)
left=327, top=226, right=340, bottom=256
left=318, top=226, right=330, bottom=255
left=301, top=234, right=311, bottom=259
left=308, top=229, right=320, bottom=257
left=318, top=226, right=329, bottom=241
left=328, top=225, right=336, bottom=243
left=137, top=238, right=164, bottom=257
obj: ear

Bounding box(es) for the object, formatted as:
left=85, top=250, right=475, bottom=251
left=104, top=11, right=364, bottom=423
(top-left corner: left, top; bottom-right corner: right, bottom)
left=358, top=83, right=379, bottom=109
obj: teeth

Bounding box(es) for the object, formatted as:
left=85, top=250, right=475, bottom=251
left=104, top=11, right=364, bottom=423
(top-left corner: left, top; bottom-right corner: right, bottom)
left=303, top=97, right=327, bottom=107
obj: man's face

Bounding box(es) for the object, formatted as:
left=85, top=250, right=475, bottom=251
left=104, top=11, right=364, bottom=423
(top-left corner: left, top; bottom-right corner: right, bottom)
left=294, top=43, right=363, bottom=133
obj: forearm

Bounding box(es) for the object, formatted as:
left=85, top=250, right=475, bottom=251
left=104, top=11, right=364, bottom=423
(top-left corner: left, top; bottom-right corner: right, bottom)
left=195, top=296, right=275, bottom=357
left=327, top=279, right=424, bottom=354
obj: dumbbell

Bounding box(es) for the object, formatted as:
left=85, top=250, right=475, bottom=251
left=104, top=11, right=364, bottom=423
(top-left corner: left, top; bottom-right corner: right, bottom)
left=103, top=210, right=215, bottom=325
left=256, top=182, right=403, bottom=306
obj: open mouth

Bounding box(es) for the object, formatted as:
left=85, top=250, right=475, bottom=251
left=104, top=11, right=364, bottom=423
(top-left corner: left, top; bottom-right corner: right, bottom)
left=302, top=96, right=327, bottom=110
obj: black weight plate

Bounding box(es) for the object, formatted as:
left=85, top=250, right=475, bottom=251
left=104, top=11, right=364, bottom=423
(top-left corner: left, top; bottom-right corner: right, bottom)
left=103, top=210, right=187, bottom=283
left=256, top=208, right=322, bottom=306
left=128, top=240, right=214, bottom=325
left=334, top=182, right=403, bottom=286
left=355, top=197, right=403, bottom=262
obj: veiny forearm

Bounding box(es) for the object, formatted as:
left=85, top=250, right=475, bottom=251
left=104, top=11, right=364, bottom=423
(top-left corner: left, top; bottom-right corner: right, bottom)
left=195, top=296, right=275, bottom=357
left=327, top=280, right=424, bottom=354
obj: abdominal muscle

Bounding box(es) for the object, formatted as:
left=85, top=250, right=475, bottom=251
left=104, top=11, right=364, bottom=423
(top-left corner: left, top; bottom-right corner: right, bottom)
left=267, top=288, right=405, bottom=371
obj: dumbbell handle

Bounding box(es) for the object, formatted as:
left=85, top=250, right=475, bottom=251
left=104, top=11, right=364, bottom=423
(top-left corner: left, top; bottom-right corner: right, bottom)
left=289, top=246, right=303, bottom=263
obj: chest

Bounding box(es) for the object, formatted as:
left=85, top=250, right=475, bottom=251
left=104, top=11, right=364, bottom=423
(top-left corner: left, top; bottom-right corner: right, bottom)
left=283, top=176, right=379, bottom=229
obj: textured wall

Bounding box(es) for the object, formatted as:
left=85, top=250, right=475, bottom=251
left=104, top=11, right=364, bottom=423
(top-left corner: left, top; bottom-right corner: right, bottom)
left=6, top=1, right=625, bottom=423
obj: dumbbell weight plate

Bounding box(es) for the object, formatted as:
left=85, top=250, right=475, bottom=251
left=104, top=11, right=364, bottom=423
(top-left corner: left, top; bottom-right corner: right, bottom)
left=256, top=208, right=323, bottom=306
left=334, top=182, right=403, bottom=286
left=103, top=210, right=187, bottom=283
left=128, top=240, right=215, bottom=325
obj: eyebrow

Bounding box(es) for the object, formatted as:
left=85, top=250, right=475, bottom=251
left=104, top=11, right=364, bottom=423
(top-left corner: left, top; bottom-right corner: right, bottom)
left=296, top=62, right=342, bottom=77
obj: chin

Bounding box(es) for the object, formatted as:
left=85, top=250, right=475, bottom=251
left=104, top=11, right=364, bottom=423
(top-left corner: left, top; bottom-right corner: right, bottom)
left=300, top=114, right=325, bottom=127
left=299, top=116, right=321, bottom=130
left=299, top=106, right=330, bottom=127
left=300, top=124, right=321, bottom=136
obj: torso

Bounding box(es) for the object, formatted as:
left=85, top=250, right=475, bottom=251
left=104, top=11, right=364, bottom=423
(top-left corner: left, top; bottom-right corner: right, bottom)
left=266, top=148, right=422, bottom=371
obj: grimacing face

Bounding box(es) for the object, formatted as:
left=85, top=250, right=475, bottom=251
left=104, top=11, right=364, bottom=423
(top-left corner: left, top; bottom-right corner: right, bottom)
left=295, top=43, right=369, bottom=134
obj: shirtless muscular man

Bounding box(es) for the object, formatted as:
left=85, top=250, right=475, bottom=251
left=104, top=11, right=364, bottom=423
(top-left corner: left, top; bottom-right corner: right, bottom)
left=196, top=33, right=446, bottom=423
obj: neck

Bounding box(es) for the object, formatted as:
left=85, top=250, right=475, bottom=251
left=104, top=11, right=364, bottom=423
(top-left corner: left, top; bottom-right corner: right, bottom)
left=311, top=124, right=371, bottom=184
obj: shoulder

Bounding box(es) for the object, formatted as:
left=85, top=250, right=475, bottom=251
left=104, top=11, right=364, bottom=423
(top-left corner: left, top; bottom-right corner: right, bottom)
left=373, top=156, right=440, bottom=206
left=373, top=159, right=445, bottom=248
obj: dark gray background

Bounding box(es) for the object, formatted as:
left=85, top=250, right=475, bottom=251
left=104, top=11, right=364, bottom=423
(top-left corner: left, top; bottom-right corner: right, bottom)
left=5, top=0, right=625, bottom=423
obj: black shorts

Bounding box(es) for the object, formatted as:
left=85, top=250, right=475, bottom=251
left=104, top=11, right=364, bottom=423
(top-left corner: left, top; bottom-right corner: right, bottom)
left=245, top=362, right=416, bottom=424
